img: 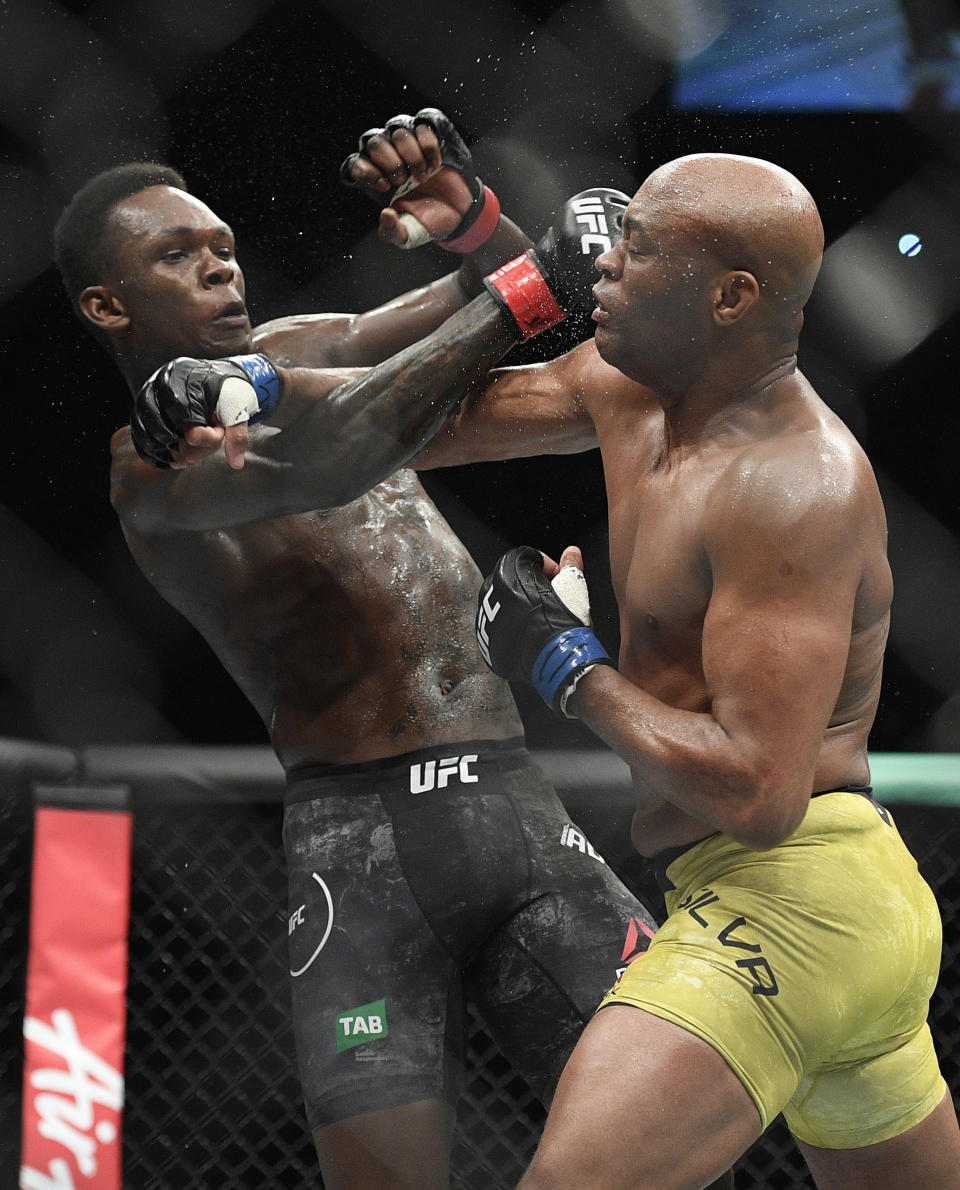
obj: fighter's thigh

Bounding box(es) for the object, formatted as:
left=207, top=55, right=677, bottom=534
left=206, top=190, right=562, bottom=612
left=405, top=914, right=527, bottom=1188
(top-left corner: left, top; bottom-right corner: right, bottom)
left=599, top=871, right=807, bottom=1135
left=795, top=1090, right=960, bottom=1190
left=782, top=805, right=948, bottom=1150
left=519, top=1005, right=761, bottom=1190
left=284, top=795, right=459, bottom=1124
left=783, top=1017, right=948, bottom=1152
left=470, top=810, right=658, bottom=1088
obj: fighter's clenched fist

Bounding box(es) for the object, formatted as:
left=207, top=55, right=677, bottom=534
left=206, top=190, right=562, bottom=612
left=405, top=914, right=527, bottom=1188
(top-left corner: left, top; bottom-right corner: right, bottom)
left=340, top=107, right=501, bottom=252
left=131, top=354, right=281, bottom=470
left=477, top=546, right=614, bottom=718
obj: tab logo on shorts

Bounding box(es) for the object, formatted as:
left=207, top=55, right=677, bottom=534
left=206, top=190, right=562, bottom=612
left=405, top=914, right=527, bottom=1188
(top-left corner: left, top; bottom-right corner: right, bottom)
left=410, top=754, right=479, bottom=794
left=560, top=822, right=606, bottom=863
left=572, top=195, right=616, bottom=255
left=336, top=999, right=388, bottom=1052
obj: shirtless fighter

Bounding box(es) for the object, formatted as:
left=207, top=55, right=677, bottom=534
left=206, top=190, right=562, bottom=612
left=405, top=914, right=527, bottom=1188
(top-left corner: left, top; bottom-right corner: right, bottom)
left=456, top=152, right=960, bottom=1189
left=54, top=112, right=668, bottom=1190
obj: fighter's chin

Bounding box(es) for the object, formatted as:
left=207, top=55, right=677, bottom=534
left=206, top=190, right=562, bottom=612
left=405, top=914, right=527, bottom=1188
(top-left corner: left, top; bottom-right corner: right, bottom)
left=594, top=327, right=642, bottom=382
left=593, top=325, right=619, bottom=365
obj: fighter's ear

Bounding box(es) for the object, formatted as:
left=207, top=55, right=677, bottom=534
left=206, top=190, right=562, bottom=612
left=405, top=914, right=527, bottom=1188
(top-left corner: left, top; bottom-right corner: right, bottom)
left=78, top=285, right=130, bottom=333
left=712, top=270, right=759, bottom=325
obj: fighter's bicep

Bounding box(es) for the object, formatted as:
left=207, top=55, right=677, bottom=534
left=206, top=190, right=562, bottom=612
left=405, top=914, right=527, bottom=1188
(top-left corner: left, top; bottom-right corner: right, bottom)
left=703, top=574, right=853, bottom=737
left=253, top=314, right=356, bottom=367
left=701, top=494, right=860, bottom=765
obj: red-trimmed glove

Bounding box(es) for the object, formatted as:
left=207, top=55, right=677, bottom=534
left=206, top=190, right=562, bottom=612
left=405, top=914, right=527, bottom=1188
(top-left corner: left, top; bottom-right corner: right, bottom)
left=483, top=187, right=630, bottom=340
left=340, top=107, right=500, bottom=253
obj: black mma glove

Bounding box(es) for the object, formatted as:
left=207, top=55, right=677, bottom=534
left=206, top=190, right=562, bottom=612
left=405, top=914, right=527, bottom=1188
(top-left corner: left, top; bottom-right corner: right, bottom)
left=476, top=546, right=614, bottom=718
left=131, top=354, right=281, bottom=469
left=340, top=107, right=500, bottom=253
left=535, top=187, right=630, bottom=337
left=482, top=187, right=629, bottom=342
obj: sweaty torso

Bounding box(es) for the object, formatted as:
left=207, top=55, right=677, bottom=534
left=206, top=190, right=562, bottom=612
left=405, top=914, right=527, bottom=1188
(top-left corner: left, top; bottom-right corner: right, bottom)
left=124, top=470, right=521, bottom=769
left=582, top=356, right=891, bottom=853
left=118, top=315, right=521, bottom=770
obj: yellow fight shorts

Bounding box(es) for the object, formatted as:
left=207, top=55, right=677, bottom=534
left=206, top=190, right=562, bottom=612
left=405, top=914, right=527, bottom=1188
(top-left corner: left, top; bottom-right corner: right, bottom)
left=599, top=790, right=946, bottom=1148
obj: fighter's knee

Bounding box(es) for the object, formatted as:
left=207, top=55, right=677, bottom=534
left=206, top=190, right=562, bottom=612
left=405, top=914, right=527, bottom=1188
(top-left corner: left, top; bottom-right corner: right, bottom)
left=517, top=1163, right=558, bottom=1190
left=521, top=1149, right=735, bottom=1190
left=519, top=1151, right=601, bottom=1190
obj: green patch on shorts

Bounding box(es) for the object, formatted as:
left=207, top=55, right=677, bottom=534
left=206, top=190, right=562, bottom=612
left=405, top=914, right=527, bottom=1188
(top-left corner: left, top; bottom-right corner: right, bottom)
left=335, top=999, right=388, bottom=1052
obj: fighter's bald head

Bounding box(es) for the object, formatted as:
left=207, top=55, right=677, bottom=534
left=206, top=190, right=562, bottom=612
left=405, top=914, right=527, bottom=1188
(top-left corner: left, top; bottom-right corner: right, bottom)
left=640, top=153, right=824, bottom=313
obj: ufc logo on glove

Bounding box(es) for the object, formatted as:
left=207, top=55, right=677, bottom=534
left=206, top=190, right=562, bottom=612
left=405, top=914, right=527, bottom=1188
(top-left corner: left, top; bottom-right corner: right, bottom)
left=476, top=548, right=614, bottom=719
left=572, top=194, right=620, bottom=255
left=476, top=588, right=500, bottom=667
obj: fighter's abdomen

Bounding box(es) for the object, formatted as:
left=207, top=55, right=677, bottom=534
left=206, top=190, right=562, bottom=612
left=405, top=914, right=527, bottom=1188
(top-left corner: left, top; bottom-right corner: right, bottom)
left=144, top=473, right=521, bottom=768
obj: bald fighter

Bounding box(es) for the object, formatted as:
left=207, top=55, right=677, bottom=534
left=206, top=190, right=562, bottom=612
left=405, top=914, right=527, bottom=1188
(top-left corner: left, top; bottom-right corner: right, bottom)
left=54, top=112, right=672, bottom=1190
left=447, top=152, right=960, bottom=1189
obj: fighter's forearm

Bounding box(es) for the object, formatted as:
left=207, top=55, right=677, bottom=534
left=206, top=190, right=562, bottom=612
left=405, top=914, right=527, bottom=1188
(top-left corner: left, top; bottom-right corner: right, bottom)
left=568, top=667, right=810, bottom=852
left=114, top=294, right=514, bottom=532
left=263, top=293, right=515, bottom=506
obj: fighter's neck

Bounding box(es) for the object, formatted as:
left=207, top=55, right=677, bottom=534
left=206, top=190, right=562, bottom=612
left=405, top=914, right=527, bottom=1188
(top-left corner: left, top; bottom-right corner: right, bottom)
left=657, top=354, right=798, bottom=443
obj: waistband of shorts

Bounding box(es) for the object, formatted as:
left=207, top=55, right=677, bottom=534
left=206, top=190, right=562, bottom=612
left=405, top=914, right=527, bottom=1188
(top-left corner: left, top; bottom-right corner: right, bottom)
left=284, top=736, right=529, bottom=803
left=650, top=784, right=875, bottom=893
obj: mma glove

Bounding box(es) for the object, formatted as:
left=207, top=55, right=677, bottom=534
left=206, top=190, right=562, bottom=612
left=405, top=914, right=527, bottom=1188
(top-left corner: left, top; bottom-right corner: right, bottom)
left=131, top=354, right=281, bottom=469
left=483, top=187, right=629, bottom=341
left=477, top=546, right=614, bottom=718
left=535, top=187, right=629, bottom=338
left=340, top=107, right=501, bottom=252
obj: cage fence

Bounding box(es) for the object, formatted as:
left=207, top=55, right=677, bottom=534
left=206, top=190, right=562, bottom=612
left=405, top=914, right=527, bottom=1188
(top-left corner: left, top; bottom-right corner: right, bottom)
left=3, top=744, right=958, bottom=1188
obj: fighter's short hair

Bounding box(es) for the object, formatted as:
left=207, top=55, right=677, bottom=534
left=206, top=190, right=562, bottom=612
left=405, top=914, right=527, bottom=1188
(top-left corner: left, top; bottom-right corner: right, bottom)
left=53, top=162, right=188, bottom=311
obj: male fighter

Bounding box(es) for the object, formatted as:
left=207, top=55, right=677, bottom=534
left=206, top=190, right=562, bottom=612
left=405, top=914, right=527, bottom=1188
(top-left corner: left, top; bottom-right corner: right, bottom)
left=54, top=113, right=669, bottom=1190
left=459, top=153, right=960, bottom=1189
left=178, top=145, right=960, bottom=1189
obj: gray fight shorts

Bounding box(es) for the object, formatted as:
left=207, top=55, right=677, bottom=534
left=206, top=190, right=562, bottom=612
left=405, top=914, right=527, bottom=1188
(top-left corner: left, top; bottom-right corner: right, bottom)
left=283, top=738, right=658, bottom=1129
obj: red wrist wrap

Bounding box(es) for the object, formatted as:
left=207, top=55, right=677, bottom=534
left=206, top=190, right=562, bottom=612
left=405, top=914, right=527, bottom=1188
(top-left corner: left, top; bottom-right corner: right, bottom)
left=439, top=186, right=501, bottom=253
left=485, top=252, right=566, bottom=340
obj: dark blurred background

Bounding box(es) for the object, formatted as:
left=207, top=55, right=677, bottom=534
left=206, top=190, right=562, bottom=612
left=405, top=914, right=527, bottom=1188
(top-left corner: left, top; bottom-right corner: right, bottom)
left=1, top=0, right=959, bottom=756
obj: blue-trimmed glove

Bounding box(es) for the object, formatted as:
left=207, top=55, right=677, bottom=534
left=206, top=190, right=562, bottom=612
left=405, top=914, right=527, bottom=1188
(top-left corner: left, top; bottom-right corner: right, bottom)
left=476, top=546, right=614, bottom=718
left=130, top=354, right=281, bottom=469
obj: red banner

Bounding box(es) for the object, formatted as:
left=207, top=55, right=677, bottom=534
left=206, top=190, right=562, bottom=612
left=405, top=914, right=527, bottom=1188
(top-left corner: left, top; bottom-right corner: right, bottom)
left=20, top=799, right=132, bottom=1190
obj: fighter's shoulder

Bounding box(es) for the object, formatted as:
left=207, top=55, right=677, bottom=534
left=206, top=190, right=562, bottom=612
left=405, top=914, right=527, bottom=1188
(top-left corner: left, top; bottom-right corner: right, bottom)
left=109, top=423, right=145, bottom=491
left=252, top=313, right=352, bottom=368
left=719, top=408, right=879, bottom=543
left=108, top=424, right=169, bottom=533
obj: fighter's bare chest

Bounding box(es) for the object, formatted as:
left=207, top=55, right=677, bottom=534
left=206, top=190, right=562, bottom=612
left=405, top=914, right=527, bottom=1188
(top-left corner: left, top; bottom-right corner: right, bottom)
left=605, top=459, right=716, bottom=676
left=226, top=481, right=463, bottom=598
left=148, top=475, right=473, bottom=623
